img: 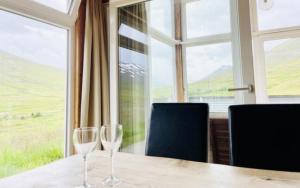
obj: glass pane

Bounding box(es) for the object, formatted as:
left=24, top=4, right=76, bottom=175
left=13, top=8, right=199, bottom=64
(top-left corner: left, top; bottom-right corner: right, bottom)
left=150, top=38, right=175, bottom=102
left=150, top=0, right=173, bottom=37
left=0, top=10, right=67, bottom=178
left=186, top=43, right=234, bottom=112
left=185, top=0, right=231, bottom=39
left=32, top=0, right=71, bottom=13
left=256, top=0, right=300, bottom=30
left=118, top=3, right=148, bottom=154
left=264, top=38, right=300, bottom=103
left=118, top=2, right=176, bottom=154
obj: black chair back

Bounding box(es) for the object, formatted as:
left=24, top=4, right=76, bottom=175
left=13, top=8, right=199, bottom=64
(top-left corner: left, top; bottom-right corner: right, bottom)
left=229, top=104, right=300, bottom=172
left=145, top=103, right=209, bottom=162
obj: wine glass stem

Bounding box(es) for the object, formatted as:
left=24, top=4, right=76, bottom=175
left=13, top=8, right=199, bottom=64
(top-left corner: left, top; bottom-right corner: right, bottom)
left=110, top=150, right=114, bottom=178
left=83, top=156, right=88, bottom=187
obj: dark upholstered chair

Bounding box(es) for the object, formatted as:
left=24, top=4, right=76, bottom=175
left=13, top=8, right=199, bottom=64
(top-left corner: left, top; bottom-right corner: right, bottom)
left=229, top=104, right=300, bottom=172
left=145, top=103, right=209, bottom=162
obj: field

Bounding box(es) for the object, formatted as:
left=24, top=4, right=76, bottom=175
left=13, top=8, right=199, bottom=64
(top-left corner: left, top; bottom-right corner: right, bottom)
left=0, top=52, right=65, bottom=178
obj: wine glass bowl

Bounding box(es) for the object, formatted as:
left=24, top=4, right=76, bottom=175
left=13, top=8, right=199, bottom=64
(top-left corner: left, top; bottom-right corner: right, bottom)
left=73, top=127, right=98, bottom=188
left=100, top=125, right=123, bottom=152
left=100, top=124, right=123, bottom=187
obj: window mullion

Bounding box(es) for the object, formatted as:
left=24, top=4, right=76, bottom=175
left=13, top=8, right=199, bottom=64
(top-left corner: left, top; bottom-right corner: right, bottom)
left=182, top=33, right=231, bottom=47
left=232, top=0, right=256, bottom=104
left=174, top=0, right=185, bottom=102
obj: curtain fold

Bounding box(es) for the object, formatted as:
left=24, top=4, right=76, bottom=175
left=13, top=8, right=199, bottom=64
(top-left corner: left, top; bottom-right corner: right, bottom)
left=75, top=0, right=110, bottom=130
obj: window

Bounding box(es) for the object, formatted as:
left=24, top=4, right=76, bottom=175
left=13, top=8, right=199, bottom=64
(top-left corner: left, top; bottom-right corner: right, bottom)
left=185, top=0, right=231, bottom=38
left=252, top=0, right=300, bottom=103
left=186, top=42, right=234, bottom=112
left=117, top=0, right=176, bottom=154
left=150, top=38, right=176, bottom=102
left=150, top=0, right=174, bottom=37
left=32, top=0, right=73, bottom=13
left=0, top=10, right=68, bottom=178
left=111, top=0, right=262, bottom=155
left=182, top=0, right=235, bottom=112
left=264, top=38, right=300, bottom=102
left=255, top=0, right=300, bottom=31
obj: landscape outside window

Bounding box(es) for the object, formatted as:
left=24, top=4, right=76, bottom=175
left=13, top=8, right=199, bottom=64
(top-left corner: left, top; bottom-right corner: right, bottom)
left=0, top=10, right=67, bottom=178
left=184, top=0, right=234, bottom=112
left=255, top=0, right=300, bottom=103
left=264, top=38, right=300, bottom=102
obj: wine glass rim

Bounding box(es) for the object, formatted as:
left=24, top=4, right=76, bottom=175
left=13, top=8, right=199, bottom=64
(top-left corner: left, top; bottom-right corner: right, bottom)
left=74, top=127, right=98, bottom=131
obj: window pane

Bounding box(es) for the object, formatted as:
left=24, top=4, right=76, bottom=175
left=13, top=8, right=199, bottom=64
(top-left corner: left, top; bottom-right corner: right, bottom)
left=150, top=0, right=173, bottom=37
left=185, top=0, right=231, bottom=38
left=256, top=0, right=300, bottom=30
left=186, top=43, right=234, bottom=112
left=264, top=38, right=300, bottom=103
left=32, top=0, right=72, bottom=13
left=118, top=3, right=147, bottom=154
left=150, top=38, right=175, bottom=102
left=0, top=10, right=67, bottom=178
left=118, top=2, right=176, bottom=154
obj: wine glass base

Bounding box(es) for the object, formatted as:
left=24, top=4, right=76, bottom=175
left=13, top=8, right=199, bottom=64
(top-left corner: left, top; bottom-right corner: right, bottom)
left=102, top=176, right=121, bottom=187
left=74, top=183, right=92, bottom=188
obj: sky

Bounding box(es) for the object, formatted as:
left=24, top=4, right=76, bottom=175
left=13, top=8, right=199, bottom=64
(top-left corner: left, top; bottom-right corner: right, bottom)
left=0, top=10, right=68, bottom=70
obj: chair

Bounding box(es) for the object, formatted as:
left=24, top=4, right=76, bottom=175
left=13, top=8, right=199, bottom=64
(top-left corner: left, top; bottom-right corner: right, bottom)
left=145, top=103, right=209, bottom=162
left=229, top=104, right=300, bottom=172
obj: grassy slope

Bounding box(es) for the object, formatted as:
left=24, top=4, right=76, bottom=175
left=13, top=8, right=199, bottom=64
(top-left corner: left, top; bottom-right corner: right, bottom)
left=154, top=39, right=300, bottom=98
left=0, top=52, right=65, bottom=178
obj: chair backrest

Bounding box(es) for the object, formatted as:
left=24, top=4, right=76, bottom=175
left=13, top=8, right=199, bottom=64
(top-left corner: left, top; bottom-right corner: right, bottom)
left=229, top=104, right=300, bottom=172
left=145, top=103, right=209, bottom=162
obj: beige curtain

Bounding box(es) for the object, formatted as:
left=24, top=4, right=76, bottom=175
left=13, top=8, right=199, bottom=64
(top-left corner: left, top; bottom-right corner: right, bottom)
left=75, top=0, right=110, bottom=130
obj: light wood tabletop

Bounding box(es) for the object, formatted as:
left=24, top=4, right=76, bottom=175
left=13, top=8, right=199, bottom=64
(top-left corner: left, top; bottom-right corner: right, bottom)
left=0, top=151, right=299, bottom=188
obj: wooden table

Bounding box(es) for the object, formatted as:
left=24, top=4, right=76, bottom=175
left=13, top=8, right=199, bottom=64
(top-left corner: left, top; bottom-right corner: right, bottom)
left=0, top=151, right=300, bottom=188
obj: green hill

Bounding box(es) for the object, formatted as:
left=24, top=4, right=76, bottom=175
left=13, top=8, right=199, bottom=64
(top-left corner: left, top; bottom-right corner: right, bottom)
left=154, top=38, right=300, bottom=98
left=0, top=51, right=65, bottom=178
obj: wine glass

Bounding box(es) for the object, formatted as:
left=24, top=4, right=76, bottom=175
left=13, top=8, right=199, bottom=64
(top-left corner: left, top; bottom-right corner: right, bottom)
left=100, top=124, right=123, bottom=187
left=73, top=127, right=98, bottom=188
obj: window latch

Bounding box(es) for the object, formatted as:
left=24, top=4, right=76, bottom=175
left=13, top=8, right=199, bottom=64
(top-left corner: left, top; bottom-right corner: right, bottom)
left=228, top=84, right=254, bottom=93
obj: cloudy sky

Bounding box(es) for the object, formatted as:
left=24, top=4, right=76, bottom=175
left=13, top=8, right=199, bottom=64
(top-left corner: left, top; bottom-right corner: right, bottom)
left=0, top=1, right=69, bottom=70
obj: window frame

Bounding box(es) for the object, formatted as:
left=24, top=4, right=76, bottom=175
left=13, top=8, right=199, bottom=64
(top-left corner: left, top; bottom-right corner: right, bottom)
left=147, top=0, right=178, bottom=103
left=109, top=0, right=257, bottom=120
left=181, top=0, right=256, bottom=114
left=0, top=0, right=81, bottom=157
left=250, top=0, right=300, bottom=103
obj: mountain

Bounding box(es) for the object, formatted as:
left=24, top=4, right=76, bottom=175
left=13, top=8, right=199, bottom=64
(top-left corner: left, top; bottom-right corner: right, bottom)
left=188, top=39, right=300, bottom=97
left=154, top=39, right=300, bottom=98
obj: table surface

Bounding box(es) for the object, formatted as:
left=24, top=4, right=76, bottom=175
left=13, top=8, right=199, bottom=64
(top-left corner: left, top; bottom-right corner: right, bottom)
left=0, top=151, right=300, bottom=188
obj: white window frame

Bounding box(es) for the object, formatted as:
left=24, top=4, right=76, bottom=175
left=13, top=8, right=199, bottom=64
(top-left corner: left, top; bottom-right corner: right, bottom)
left=181, top=0, right=256, bottom=116
left=0, top=0, right=82, bottom=157
left=109, top=0, right=257, bottom=121
left=250, top=0, right=300, bottom=103
left=148, top=0, right=178, bottom=103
